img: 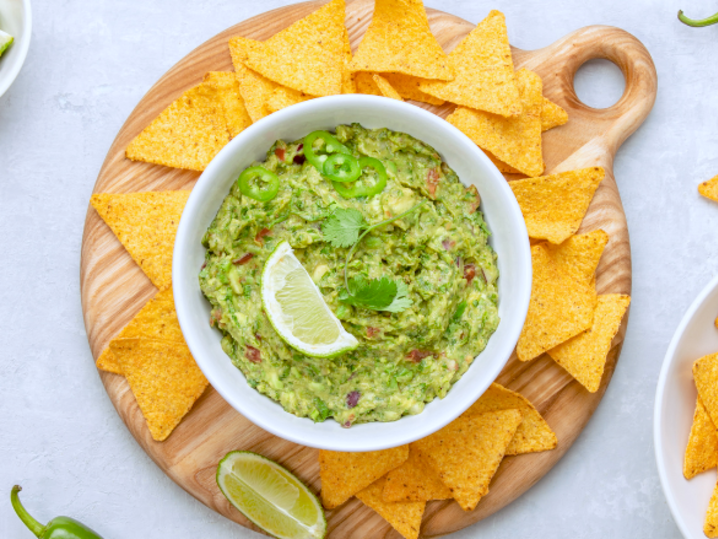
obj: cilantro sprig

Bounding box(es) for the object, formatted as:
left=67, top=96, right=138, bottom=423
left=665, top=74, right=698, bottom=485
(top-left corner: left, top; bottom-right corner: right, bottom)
left=321, top=201, right=426, bottom=313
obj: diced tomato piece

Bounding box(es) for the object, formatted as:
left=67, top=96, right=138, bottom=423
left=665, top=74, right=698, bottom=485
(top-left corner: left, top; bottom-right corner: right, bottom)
left=464, top=263, right=476, bottom=285
left=232, top=253, right=254, bottom=265
left=275, top=147, right=285, bottom=161
left=246, top=346, right=261, bottom=363
left=427, top=167, right=440, bottom=197
left=255, top=228, right=271, bottom=245
left=406, top=349, right=433, bottom=363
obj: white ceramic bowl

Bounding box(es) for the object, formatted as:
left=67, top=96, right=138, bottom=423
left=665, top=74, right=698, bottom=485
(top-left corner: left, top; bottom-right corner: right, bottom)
left=0, top=0, right=31, bottom=99
left=174, top=95, right=532, bottom=451
left=655, top=273, right=718, bottom=538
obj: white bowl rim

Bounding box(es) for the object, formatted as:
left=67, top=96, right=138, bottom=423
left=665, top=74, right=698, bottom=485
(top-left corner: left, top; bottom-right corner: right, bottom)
left=174, top=94, right=532, bottom=451
left=654, top=272, right=718, bottom=538
left=0, top=0, right=32, bottom=99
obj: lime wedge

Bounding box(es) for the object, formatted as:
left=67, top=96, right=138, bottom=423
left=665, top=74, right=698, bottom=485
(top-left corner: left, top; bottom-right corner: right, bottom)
left=0, top=31, right=13, bottom=57
left=216, top=451, right=326, bottom=539
left=261, top=240, right=358, bottom=358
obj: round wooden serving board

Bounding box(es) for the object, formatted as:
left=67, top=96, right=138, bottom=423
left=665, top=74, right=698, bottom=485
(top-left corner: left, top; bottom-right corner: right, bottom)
left=80, top=1, right=657, bottom=537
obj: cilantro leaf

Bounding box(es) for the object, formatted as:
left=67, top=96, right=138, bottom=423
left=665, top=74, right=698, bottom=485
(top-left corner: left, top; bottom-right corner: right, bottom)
left=382, top=280, right=413, bottom=313
left=321, top=208, right=367, bottom=248
left=340, top=276, right=397, bottom=310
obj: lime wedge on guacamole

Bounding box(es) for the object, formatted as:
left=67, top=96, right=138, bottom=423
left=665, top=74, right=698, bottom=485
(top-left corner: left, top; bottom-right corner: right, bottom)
left=217, top=451, right=326, bottom=539
left=0, top=31, right=13, bottom=57
left=261, top=240, right=358, bottom=358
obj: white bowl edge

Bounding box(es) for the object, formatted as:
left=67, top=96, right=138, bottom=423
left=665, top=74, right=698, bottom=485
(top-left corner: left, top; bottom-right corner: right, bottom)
left=655, top=273, right=718, bottom=538
left=0, top=0, right=32, bottom=99
left=174, top=95, right=532, bottom=452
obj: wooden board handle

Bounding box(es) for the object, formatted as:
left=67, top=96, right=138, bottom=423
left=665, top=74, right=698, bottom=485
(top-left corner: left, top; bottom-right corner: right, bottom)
left=519, top=25, right=657, bottom=157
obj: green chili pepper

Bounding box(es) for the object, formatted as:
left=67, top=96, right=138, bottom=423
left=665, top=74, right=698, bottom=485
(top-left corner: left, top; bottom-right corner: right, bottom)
left=303, top=130, right=352, bottom=171
left=322, top=153, right=361, bottom=183
left=678, top=9, right=718, bottom=27
left=237, top=166, right=279, bottom=201
left=332, top=156, right=388, bottom=198
left=11, top=486, right=103, bottom=539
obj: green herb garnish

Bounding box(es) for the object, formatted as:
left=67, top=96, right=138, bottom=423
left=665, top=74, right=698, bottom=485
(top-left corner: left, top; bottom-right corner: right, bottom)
left=322, top=201, right=426, bottom=313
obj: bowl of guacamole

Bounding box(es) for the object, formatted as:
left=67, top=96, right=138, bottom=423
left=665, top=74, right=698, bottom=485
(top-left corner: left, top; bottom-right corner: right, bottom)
left=174, top=95, right=532, bottom=451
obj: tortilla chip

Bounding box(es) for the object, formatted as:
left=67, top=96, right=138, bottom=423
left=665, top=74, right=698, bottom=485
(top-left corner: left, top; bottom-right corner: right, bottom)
left=466, top=383, right=557, bottom=455
left=699, top=175, right=718, bottom=203
left=380, top=74, right=444, bottom=105
left=202, top=71, right=252, bottom=138
left=357, top=477, right=425, bottom=539
left=547, top=294, right=630, bottom=392
left=110, top=338, right=208, bottom=441
left=684, top=396, right=718, bottom=479
left=355, top=72, right=382, bottom=96
left=244, top=0, right=345, bottom=97
left=517, top=244, right=596, bottom=362
left=265, top=86, right=315, bottom=113
left=383, top=446, right=452, bottom=502
left=541, top=97, right=568, bottom=132
left=544, top=229, right=609, bottom=284
left=413, top=409, right=522, bottom=511
left=349, top=0, right=453, bottom=81
left=419, top=11, right=520, bottom=117
left=446, top=69, right=543, bottom=177
left=708, top=478, right=718, bottom=538
left=373, top=74, right=403, bottom=101
left=509, top=167, right=604, bottom=244
left=319, top=445, right=409, bottom=509
left=125, top=82, right=230, bottom=172
left=91, top=191, right=190, bottom=291
left=487, top=150, right=521, bottom=174
left=96, top=287, right=183, bottom=374
left=228, top=36, right=280, bottom=122
left=693, top=353, right=718, bottom=432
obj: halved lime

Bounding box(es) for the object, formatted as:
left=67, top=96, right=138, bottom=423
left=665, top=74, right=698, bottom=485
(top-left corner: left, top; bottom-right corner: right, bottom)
left=217, top=451, right=326, bottom=539
left=0, top=31, right=13, bottom=57
left=261, top=240, right=358, bottom=358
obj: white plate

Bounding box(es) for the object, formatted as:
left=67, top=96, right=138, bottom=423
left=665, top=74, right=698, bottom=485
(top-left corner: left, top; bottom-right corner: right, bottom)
left=0, top=0, right=31, bottom=99
left=655, top=273, right=718, bottom=538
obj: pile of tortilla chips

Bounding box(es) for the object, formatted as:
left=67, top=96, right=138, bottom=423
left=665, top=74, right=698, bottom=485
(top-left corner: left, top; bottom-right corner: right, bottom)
left=510, top=167, right=631, bottom=392
left=124, top=0, right=568, bottom=178
left=685, top=352, right=718, bottom=537
left=91, top=191, right=208, bottom=442
left=319, top=383, right=556, bottom=538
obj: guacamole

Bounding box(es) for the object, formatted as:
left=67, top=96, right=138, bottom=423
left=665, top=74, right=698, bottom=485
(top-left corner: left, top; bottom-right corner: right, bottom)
left=199, top=124, right=499, bottom=426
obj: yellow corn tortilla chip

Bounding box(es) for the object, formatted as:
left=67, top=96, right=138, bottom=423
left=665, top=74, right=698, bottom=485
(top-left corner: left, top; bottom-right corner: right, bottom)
left=349, top=0, right=453, bottom=81
left=382, top=446, right=452, bottom=503
left=110, top=338, right=208, bottom=442
left=684, top=396, right=718, bottom=479
left=96, top=287, right=184, bottom=374
left=357, top=477, right=425, bottom=539
left=228, top=36, right=280, bottom=122
left=547, top=294, right=630, bottom=392
left=419, top=11, right=520, bottom=117
left=544, top=229, right=609, bottom=284
left=202, top=71, right=252, bottom=138
left=373, top=74, right=403, bottom=101
left=319, top=445, right=409, bottom=509
left=541, top=96, right=568, bottom=132
left=487, top=150, right=521, bottom=174
left=265, top=86, right=315, bottom=113
left=355, top=71, right=382, bottom=96
left=91, top=191, right=190, bottom=291
left=381, top=74, right=444, bottom=105
left=699, top=175, right=718, bottom=203
left=708, top=478, right=718, bottom=538
left=509, top=167, right=604, bottom=244
left=126, top=82, right=230, bottom=172
left=693, top=353, right=718, bottom=433
left=244, top=0, right=345, bottom=97
left=446, top=69, right=543, bottom=177
left=413, top=409, right=522, bottom=511
left=466, top=383, right=557, bottom=455
left=517, top=244, right=596, bottom=362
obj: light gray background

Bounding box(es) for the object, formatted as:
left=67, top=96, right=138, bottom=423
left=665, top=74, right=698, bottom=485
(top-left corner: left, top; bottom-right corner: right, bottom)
left=1, top=0, right=714, bottom=536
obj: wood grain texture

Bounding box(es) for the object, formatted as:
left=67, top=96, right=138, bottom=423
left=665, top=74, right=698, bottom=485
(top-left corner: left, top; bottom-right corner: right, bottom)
left=79, top=1, right=657, bottom=537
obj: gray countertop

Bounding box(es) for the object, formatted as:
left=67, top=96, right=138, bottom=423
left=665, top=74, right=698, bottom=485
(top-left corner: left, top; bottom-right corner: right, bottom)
left=1, top=0, right=712, bottom=536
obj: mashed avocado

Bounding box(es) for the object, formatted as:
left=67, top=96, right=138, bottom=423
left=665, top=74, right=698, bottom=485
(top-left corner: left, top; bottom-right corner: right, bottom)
left=199, top=124, right=499, bottom=426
